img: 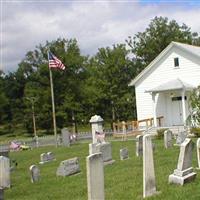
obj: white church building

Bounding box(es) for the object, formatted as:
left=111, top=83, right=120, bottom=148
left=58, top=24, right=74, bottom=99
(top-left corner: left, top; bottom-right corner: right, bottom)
left=129, top=41, right=200, bottom=127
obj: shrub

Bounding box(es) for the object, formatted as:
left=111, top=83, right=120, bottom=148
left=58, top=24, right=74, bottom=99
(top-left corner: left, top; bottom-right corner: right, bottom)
left=156, top=128, right=168, bottom=139
left=190, top=127, right=200, bottom=137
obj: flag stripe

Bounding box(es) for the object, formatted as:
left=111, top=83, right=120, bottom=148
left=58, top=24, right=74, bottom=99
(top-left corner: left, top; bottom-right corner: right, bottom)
left=48, top=51, right=66, bottom=70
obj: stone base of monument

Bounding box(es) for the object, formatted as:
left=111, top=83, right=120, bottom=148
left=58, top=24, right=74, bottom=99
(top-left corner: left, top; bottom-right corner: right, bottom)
left=169, top=167, right=196, bottom=185
left=103, top=159, right=115, bottom=166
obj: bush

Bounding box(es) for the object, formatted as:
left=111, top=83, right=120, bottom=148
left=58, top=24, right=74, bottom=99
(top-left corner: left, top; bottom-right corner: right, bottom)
left=156, top=128, right=168, bottom=139
left=190, top=127, right=200, bottom=137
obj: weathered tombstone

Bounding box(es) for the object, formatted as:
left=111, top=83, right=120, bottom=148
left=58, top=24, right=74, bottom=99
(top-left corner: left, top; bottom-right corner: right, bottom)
left=86, top=153, right=104, bottom=200
left=169, top=138, right=196, bottom=185
left=164, top=130, right=173, bottom=149
left=89, top=115, right=104, bottom=144
left=89, top=143, right=98, bottom=155
left=39, top=153, right=48, bottom=164
left=29, top=165, right=40, bottom=183
left=0, top=188, right=3, bottom=200
left=143, top=135, right=158, bottom=198
left=61, top=128, right=70, bottom=147
left=88, top=115, right=114, bottom=165
left=47, top=152, right=55, bottom=161
left=0, top=156, right=10, bottom=189
left=136, top=135, right=143, bottom=157
left=95, top=143, right=115, bottom=165
left=56, top=157, right=80, bottom=176
left=120, top=148, right=129, bottom=160
left=122, top=121, right=127, bottom=141
left=197, top=138, right=200, bottom=169
left=176, top=131, right=187, bottom=145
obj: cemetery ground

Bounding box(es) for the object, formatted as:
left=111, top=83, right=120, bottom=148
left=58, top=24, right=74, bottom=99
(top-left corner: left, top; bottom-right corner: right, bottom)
left=5, top=138, right=200, bottom=200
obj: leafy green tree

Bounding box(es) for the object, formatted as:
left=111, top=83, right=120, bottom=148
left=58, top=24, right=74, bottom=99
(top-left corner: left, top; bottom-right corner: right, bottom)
left=126, top=16, right=200, bottom=71
left=187, top=86, right=200, bottom=127
left=84, top=44, right=136, bottom=122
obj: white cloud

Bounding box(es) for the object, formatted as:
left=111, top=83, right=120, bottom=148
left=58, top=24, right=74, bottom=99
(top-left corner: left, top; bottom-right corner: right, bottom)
left=1, top=1, right=200, bottom=72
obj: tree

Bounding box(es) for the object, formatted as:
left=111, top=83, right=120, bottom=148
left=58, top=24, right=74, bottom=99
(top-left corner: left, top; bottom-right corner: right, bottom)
left=84, top=44, right=136, bottom=122
left=126, top=16, right=200, bottom=72
left=187, top=86, right=200, bottom=127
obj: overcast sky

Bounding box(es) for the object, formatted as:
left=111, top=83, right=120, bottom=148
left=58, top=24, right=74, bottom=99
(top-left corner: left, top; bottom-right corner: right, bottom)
left=1, top=0, right=200, bottom=73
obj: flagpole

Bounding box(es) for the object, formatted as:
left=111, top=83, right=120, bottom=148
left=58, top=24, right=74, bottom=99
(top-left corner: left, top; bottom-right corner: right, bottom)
left=48, top=52, right=58, bottom=148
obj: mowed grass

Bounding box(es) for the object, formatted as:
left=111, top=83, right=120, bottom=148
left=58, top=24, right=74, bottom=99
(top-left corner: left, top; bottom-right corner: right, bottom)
left=5, top=138, right=200, bottom=200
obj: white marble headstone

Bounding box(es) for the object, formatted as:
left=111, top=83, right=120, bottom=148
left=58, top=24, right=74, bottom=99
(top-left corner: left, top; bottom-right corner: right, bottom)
left=0, top=156, right=10, bottom=188
left=143, top=135, right=157, bottom=198
left=164, top=130, right=173, bottom=149
left=87, top=153, right=104, bottom=200
left=30, top=165, right=40, bottom=183
left=169, top=138, right=196, bottom=185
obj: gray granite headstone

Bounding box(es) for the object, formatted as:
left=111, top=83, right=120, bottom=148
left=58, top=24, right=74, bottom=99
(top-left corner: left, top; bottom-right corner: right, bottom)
left=56, top=157, right=80, bottom=176
left=96, top=143, right=115, bottom=165
left=87, top=153, right=104, bottom=200
left=169, top=138, right=196, bottom=185
left=0, top=156, right=10, bottom=189
left=176, top=131, right=187, bottom=145
left=30, top=165, right=40, bottom=183
left=61, top=128, right=70, bottom=147
left=164, top=130, right=173, bottom=149
left=47, top=152, right=55, bottom=161
left=136, top=135, right=143, bottom=157
left=40, top=153, right=48, bottom=164
left=120, top=148, right=129, bottom=160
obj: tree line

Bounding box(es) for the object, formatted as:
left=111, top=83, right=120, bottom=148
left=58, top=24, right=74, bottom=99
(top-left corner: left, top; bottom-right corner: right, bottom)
left=1, top=16, right=200, bottom=135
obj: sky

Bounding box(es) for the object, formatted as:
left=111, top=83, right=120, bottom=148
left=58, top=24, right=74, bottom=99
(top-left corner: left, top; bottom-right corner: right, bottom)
left=1, top=0, right=200, bottom=73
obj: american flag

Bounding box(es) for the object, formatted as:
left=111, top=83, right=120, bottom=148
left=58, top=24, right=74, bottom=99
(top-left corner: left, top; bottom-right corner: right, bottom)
left=95, top=131, right=105, bottom=140
left=48, top=51, right=65, bottom=70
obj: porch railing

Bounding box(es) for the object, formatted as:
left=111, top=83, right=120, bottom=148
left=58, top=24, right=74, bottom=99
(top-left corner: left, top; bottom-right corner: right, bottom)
left=113, top=116, right=164, bottom=134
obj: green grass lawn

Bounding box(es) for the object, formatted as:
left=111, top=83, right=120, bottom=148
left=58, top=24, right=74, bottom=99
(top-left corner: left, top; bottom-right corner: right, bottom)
left=5, top=138, right=200, bottom=200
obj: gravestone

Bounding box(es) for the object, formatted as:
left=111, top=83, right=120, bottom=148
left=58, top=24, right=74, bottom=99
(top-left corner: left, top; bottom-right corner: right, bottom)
left=89, top=115, right=104, bottom=144
left=120, top=148, right=129, bottom=160
left=40, top=153, right=49, bottom=164
left=0, top=188, right=3, bottom=200
left=56, top=157, right=80, bottom=176
left=197, top=138, right=200, bottom=169
left=39, top=152, right=55, bottom=164
left=61, top=128, right=70, bottom=147
left=0, top=156, right=10, bottom=189
left=143, top=135, right=157, bottom=198
left=87, top=153, right=104, bottom=200
left=47, top=152, right=55, bottom=161
left=176, top=131, right=187, bottom=145
left=169, top=138, right=196, bottom=185
left=96, top=143, right=115, bottom=165
left=89, top=115, right=114, bottom=165
left=136, top=135, right=143, bottom=157
left=30, top=165, right=40, bottom=183
left=164, top=130, right=173, bottom=149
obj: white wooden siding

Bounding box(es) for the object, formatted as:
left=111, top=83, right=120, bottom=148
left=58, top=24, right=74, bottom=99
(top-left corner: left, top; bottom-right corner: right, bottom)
left=135, top=46, right=200, bottom=126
